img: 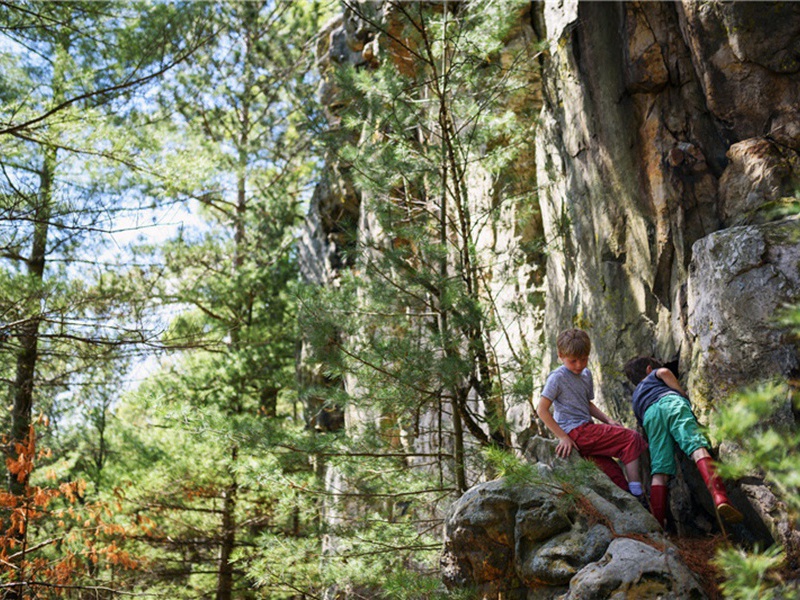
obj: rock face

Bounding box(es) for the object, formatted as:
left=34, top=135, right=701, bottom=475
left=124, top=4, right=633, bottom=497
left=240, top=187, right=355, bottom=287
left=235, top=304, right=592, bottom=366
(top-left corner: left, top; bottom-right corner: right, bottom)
left=535, top=0, right=800, bottom=412
left=533, top=0, right=800, bottom=551
left=441, top=468, right=705, bottom=599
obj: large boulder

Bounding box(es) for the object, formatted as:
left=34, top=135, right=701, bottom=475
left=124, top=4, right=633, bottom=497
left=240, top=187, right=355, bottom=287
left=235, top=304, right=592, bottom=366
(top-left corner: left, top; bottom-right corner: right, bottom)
left=440, top=465, right=701, bottom=599
left=686, top=214, right=800, bottom=553
left=563, top=537, right=706, bottom=600
left=687, top=215, right=800, bottom=410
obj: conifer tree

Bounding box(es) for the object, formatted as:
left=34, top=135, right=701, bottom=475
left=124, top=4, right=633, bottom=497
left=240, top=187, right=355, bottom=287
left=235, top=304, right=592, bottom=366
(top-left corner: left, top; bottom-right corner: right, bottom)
left=0, top=2, right=213, bottom=594
left=298, top=0, right=543, bottom=594
left=98, top=2, right=329, bottom=597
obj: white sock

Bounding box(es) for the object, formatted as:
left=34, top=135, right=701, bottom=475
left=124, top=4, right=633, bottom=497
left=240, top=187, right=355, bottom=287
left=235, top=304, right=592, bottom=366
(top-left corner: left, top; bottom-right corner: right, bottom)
left=628, top=481, right=643, bottom=496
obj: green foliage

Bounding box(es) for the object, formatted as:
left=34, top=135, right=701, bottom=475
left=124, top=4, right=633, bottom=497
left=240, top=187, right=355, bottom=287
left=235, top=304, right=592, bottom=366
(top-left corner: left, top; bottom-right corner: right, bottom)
left=488, top=445, right=598, bottom=486
left=311, top=0, right=544, bottom=444
left=483, top=445, right=542, bottom=486
left=0, top=0, right=329, bottom=597
left=0, top=0, right=215, bottom=450
left=86, top=2, right=331, bottom=597
left=712, top=382, right=800, bottom=514
left=711, top=382, right=799, bottom=597
left=0, top=0, right=547, bottom=596
left=104, top=377, right=321, bottom=597
left=248, top=534, right=323, bottom=598
left=382, top=570, right=473, bottom=600
left=0, top=20, right=222, bottom=598
left=297, top=3, right=546, bottom=593
left=714, top=545, right=786, bottom=600
left=711, top=302, right=800, bottom=598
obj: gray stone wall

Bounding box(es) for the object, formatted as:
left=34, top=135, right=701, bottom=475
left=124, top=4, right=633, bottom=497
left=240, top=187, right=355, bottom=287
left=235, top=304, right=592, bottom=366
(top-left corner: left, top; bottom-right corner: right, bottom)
left=534, top=0, right=800, bottom=414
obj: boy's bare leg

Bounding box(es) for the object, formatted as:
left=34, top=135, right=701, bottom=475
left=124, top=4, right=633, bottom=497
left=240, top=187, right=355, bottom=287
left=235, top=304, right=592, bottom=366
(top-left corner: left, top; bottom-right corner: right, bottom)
left=652, top=474, right=670, bottom=486
left=623, top=458, right=642, bottom=484
left=622, top=458, right=648, bottom=509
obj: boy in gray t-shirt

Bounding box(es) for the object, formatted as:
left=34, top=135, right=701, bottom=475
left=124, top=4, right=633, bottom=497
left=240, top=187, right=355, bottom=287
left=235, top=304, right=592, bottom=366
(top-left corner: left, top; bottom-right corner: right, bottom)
left=537, top=329, right=647, bottom=499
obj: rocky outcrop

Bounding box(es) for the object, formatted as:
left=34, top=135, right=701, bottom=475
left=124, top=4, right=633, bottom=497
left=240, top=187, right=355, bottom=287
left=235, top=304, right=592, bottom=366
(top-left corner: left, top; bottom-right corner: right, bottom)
left=441, top=467, right=705, bottom=599
left=535, top=0, right=800, bottom=413
left=533, top=0, right=799, bottom=549
left=688, top=216, right=800, bottom=409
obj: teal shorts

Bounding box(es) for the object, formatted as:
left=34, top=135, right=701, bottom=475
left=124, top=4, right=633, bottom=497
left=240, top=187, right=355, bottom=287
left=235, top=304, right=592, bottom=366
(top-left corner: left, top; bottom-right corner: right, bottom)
left=643, top=393, right=709, bottom=476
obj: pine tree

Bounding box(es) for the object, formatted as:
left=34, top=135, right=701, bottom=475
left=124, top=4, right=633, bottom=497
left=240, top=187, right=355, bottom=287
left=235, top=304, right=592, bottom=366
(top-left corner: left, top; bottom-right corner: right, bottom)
left=98, top=2, right=330, bottom=597
left=298, top=0, right=544, bottom=594
left=0, top=2, right=213, bottom=594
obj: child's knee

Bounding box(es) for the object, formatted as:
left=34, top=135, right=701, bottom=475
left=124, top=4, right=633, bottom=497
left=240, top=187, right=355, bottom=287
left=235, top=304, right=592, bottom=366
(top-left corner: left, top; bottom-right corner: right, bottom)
left=629, top=430, right=647, bottom=452
left=652, top=473, right=670, bottom=486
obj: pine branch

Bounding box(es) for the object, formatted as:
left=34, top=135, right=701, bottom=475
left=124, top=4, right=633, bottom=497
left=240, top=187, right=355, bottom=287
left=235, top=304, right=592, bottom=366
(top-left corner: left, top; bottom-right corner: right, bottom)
left=0, top=26, right=217, bottom=138
left=0, top=580, right=157, bottom=597
left=276, top=443, right=451, bottom=459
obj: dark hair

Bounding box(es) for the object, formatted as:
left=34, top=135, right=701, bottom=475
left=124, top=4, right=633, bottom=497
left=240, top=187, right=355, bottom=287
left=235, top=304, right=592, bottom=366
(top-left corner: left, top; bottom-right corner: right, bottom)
left=557, top=329, right=591, bottom=358
left=623, top=356, right=662, bottom=386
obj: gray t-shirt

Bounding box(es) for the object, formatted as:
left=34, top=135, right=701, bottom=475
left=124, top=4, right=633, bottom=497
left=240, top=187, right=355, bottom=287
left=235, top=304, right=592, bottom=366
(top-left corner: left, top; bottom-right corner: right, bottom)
left=541, top=365, right=593, bottom=433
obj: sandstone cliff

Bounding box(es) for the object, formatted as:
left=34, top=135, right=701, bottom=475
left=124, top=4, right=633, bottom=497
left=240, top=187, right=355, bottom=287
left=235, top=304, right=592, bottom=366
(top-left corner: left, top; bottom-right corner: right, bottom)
left=533, top=0, right=799, bottom=552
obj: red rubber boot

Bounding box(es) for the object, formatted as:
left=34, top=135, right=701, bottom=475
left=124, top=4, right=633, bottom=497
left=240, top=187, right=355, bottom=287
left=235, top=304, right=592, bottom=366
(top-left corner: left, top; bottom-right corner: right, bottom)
left=696, top=457, right=743, bottom=523
left=649, top=484, right=668, bottom=528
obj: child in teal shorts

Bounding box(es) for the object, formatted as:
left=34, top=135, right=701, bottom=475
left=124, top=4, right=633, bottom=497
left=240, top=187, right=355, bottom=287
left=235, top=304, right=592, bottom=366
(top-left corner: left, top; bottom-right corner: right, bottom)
left=623, top=356, right=743, bottom=527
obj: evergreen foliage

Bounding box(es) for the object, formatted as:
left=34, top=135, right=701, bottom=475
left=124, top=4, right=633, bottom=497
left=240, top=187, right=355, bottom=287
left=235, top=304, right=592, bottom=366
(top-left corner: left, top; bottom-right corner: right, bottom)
left=710, top=304, right=800, bottom=597
left=0, top=2, right=214, bottom=595
left=87, top=2, right=330, bottom=598
left=298, top=0, right=544, bottom=594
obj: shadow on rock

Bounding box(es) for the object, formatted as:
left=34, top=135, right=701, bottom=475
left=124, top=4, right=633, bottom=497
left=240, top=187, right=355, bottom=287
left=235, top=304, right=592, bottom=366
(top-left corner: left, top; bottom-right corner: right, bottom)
left=441, top=445, right=707, bottom=599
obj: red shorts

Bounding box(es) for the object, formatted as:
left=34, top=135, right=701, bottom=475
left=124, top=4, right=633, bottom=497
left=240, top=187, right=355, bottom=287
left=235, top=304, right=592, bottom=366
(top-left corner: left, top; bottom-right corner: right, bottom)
left=568, top=422, right=647, bottom=490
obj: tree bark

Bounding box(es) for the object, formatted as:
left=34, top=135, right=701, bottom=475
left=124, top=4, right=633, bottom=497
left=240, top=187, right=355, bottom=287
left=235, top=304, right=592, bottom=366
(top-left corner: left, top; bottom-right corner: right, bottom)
left=6, top=52, right=61, bottom=599
left=215, top=451, right=238, bottom=600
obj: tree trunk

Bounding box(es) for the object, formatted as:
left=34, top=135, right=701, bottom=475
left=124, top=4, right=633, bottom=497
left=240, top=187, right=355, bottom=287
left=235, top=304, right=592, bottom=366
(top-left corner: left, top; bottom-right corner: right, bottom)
left=8, top=142, right=56, bottom=493
left=6, top=101, right=58, bottom=600
left=215, top=451, right=238, bottom=600
left=216, top=11, right=255, bottom=594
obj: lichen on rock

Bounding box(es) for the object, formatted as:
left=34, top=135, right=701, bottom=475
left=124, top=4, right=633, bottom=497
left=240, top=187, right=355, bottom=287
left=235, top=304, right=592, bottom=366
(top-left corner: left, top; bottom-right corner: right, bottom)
left=441, top=458, right=699, bottom=599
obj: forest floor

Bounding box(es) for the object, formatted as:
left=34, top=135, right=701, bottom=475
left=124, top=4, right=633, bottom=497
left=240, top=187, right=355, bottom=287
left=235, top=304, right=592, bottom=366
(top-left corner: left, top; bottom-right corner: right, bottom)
left=673, top=534, right=725, bottom=600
